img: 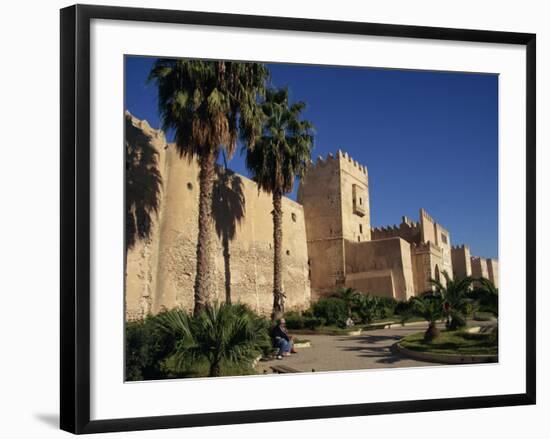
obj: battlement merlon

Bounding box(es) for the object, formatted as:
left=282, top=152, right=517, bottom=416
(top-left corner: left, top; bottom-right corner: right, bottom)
left=307, top=150, right=369, bottom=173
left=451, top=244, right=471, bottom=251
left=336, top=150, right=369, bottom=176
left=419, top=208, right=436, bottom=224
left=125, top=110, right=165, bottom=141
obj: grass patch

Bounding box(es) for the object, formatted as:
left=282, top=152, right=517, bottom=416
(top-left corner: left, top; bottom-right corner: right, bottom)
left=293, top=338, right=310, bottom=344
left=291, top=325, right=360, bottom=335
left=372, top=315, right=426, bottom=325
left=473, top=311, right=497, bottom=322
left=400, top=330, right=498, bottom=356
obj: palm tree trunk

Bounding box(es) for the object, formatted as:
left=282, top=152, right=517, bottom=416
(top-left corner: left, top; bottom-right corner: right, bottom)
left=209, top=360, right=221, bottom=377
left=424, top=322, right=440, bottom=341
left=222, top=232, right=232, bottom=305
left=272, top=190, right=284, bottom=321
left=194, top=150, right=217, bottom=316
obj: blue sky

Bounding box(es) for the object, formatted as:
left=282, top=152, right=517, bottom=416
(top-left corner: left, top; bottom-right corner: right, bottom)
left=125, top=56, right=498, bottom=259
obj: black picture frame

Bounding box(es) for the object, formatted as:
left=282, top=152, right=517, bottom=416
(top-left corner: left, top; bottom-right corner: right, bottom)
left=60, top=4, right=536, bottom=434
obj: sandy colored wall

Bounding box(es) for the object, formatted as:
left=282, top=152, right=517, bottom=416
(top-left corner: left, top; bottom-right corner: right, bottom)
left=298, top=154, right=346, bottom=293
left=344, top=238, right=415, bottom=300
left=451, top=245, right=472, bottom=279
left=412, top=242, right=446, bottom=294
left=371, top=219, right=421, bottom=244
left=298, top=151, right=371, bottom=295
left=486, top=258, right=499, bottom=288
left=338, top=151, right=371, bottom=242
left=419, top=208, right=437, bottom=244
left=125, top=115, right=310, bottom=320
left=125, top=115, right=167, bottom=321
left=471, top=257, right=489, bottom=288
left=434, top=223, right=453, bottom=279
left=345, top=270, right=395, bottom=299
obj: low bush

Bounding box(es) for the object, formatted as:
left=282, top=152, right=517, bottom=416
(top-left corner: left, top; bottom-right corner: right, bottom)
left=125, top=313, right=176, bottom=381
left=284, top=311, right=325, bottom=330
left=157, top=302, right=271, bottom=377
left=312, top=297, right=348, bottom=326
left=377, top=297, right=397, bottom=319
left=303, top=316, right=325, bottom=329
left=284, top=311, right=306, bottom=330
left=394, top=299, right=414, bottom=316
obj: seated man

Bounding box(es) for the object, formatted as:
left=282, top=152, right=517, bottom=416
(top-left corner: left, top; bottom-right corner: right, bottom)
left=271, top=318, right=296, bottom=359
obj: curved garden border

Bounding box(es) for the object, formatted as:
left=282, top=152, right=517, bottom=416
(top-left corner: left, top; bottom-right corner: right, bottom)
left=394, top=342, right=498, bottom=364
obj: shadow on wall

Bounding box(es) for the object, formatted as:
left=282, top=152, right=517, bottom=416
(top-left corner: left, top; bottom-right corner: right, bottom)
left=125, top=114, right=163, bottom=253
left=213, top=168, right=246, bottom=305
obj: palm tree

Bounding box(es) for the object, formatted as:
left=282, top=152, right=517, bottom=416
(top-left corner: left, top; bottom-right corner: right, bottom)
left=429, top=271, right=474, bottom=330
left=336, top=287, right=360, bottom=317
left=244, top=88, right=314, bottom=320
left=148, top=59, right=268, bottom=315
left=157, top=303, right=270, bottom=377
left=353, top=293, right=381, bottom=324
left=474, top=277, right=499, bottom=317
left=411, top=295, right=445, bottom=341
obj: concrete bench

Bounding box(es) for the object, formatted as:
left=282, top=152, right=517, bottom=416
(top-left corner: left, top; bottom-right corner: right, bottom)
left=270, top=365, right=302, bottom=374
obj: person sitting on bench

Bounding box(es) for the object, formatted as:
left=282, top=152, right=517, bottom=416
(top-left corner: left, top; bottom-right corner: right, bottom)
left=271, top=318, right=296, bottom=359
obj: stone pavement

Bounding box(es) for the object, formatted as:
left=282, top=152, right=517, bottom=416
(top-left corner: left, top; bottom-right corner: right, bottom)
left=257, top=322, right=445, bottom=374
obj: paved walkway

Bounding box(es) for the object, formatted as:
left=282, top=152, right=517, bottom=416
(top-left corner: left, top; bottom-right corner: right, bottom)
left=257, top=322, right=444, bottom=374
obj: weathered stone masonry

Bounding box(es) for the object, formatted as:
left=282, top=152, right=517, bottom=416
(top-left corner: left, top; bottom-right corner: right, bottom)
left=125, top=114, right=310, bottom=320
left=125, top=114, right=498, bottom=320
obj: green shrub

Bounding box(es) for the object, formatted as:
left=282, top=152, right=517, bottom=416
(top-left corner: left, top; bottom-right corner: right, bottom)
left=377, top=297, right=397, bottom=319
left=303, top=316, right=325, bottom=329
left=284, top=311, right=305, bottom=329
left=352, top=294, right=380, bottom=324
left=283, top=311, right=325, bottom=330
left=312, top=297, right=348, bottom=326
left=157, top=302, right=271, bottom=377
left=125, top=313, right=175, bottom=381
left=394, top=299, right=414, bottom=316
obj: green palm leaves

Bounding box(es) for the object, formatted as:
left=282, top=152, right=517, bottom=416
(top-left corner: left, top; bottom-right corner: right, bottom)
left=244, top=88, right=314, bottom=320
left=148, top=59, right=268, bottom=159
left=157, top=303, right=270, bottom=377
left=429, top=271, right=474, bottom=330
left=245, top=88, right=314, bottom=196
left=411, top=295, right=445, bottom=341
left=148, top=59, right=268, bottom=315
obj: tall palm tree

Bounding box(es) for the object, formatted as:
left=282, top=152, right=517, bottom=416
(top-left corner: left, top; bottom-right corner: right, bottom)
left=244, top=88, right=314, bottom=320
left=148, top=59, right=268, bottom=315
left=429, top=271, right=474, bottom=330
left=157, top=303, right=270, bottom=377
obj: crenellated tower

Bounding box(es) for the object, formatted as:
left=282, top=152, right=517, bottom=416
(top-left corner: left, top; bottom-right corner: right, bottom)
left=297, top=150, right=370, bottom=294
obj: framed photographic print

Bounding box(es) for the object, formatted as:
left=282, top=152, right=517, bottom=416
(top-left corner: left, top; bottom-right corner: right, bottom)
left=60, top=4, right=536, bottom=434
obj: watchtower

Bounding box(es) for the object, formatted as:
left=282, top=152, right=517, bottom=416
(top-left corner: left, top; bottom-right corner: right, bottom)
left=297, top=151, right=370, bottom=294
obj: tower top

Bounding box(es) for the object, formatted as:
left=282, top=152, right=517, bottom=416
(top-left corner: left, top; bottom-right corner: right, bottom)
left=309, top=150, right=368, bottom=176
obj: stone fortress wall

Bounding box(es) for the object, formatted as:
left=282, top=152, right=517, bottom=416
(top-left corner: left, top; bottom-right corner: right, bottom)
left=125, top=113, right=310, bottom=321
left=125, top=114, right=498, bottom=320
left=298, top=151, right=498, bottom=301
